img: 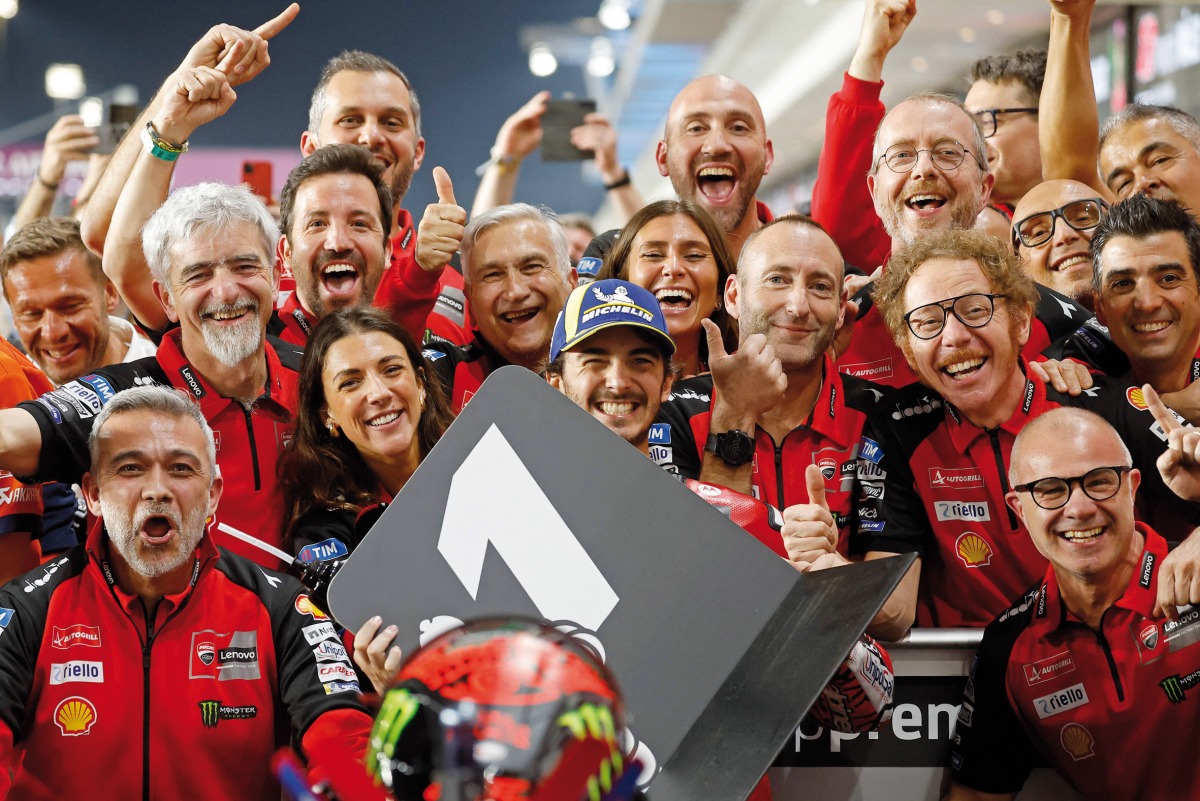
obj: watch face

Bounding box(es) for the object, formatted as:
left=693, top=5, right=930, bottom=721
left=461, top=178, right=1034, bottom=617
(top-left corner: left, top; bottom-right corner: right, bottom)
left=721, top=431, right=754, bottom=466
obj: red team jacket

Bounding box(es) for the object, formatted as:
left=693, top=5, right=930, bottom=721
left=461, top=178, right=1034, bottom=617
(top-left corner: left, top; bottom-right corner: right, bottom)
left=0, top=524, right=373, bottom=800
left=951, top=526, right=1200, bottom=800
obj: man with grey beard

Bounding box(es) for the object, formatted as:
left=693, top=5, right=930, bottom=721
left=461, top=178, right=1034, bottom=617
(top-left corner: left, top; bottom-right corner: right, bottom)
left=0, top=385, right=375, bottom=800
left=0, top=183, right=300, bottom=570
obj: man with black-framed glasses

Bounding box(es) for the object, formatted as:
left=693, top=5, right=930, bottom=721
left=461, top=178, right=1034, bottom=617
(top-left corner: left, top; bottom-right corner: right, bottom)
left=945, top=407, right=1200, bottom=801
left=1011, top=180, right=1108, bottom=307
left=849, top=228, right=1200, bottom=640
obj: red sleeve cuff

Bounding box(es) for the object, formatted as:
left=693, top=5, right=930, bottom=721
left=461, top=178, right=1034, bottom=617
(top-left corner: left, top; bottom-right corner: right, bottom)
left=840, top=72, right=885, bottom=104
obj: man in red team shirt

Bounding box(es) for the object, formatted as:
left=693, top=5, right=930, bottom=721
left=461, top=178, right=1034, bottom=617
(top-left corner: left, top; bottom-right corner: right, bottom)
left=947, top=407, right=1200, bottom=800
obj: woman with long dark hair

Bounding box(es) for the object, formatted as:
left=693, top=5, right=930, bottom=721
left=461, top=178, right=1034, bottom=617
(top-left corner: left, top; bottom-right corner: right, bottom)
left=600, top=198, right=737, bottom=376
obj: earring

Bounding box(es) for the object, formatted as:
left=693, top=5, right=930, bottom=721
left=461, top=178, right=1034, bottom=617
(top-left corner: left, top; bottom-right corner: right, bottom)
left=714, top=299, right=722, bottom=311
left=419, top=389, right=427, bottom=410
left=326, top=421, right=339, bottom=437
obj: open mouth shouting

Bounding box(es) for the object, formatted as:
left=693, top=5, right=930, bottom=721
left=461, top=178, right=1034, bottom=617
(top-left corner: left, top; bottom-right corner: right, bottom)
left=903, top=182, right=949, bottom=216
left=498, top=306, right=542, bottom=327
left=695, top=164, right=738, bottom=205
left=936, top=350, right=988, bottom=380
left=654, top=287, right=694, bottom=313
left=136, top=506, right=182, bottom=547
left=315, top=251, right=368, bottom=305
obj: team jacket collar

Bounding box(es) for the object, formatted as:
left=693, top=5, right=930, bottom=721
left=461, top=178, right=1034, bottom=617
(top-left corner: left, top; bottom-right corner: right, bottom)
left=390, top=208, right=416, bottom=257
left=1033, top=523, right=1165, bottom=632
left=943, top=359, right=1043, bottom=455
left=278, top=291, right=317, bottom=341
left=157, top=328, right=296, bottom=417
left=86, top=515, right=221, bottom=618
left=807, top=354, right=856, bottom=448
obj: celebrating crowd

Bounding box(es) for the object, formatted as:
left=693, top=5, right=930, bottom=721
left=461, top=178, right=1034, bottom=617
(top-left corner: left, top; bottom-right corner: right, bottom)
left=0, top=0, right=1198, bottom=798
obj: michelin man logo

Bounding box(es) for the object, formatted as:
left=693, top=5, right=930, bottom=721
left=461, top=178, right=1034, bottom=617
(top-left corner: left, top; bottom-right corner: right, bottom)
left=593, top=284, right=631, bottom=304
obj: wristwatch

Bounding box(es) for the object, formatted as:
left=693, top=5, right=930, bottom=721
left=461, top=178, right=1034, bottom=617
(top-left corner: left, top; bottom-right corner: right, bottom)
left=704, top=429, right=754, bottom=467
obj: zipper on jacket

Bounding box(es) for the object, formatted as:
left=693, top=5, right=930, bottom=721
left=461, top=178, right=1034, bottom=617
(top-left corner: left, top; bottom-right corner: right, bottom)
left=242, top=404, right=262, bottom=490
left=141, top=603, right=156, bottom=801
left=1096, top=615, right=1125, bottom=702
left=775, top=443, right=786, bottom=507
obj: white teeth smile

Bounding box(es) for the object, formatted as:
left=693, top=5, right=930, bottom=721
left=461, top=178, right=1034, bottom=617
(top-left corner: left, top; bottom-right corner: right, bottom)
left=501, top=309, right=538, bottom=323
left=907, top=194, right=946, bottom=209
left=655, top=288, right=694, bottom=306
left=944, top=358, right=984, bottom=375
left=1061, top=527, right=1103, bottom=541
left=698, top=167, right=734, bottom=178
left=598, top=401, right=634, bottom=415
left=1134, top=321, right=1171, bottom=333
left=322, top=264, right=357, bottom=277
left=367, top=411, right=401, bottom=427
left=209, top=310, right=246, bottom=321
left=1053, top=254, right=1090, bottom=272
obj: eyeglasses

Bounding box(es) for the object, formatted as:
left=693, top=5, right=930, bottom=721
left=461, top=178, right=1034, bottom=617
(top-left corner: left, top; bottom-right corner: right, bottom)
left=972, top=107, right=1038, bottom=138
left=1011, top=198, right=1109, bottom=249
left=878, top=141, right=982, bottom=174
left=1012, top=466, right=1132, bottom=510
left=904, top=293, right=1008, bottom=340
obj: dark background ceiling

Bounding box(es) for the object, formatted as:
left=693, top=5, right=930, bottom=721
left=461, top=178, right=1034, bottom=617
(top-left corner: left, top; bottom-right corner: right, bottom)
left=0, top=0, right=614, bottom=216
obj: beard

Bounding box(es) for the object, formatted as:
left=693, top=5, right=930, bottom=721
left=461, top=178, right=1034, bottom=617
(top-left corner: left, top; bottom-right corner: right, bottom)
left=385, top=158, right=415, bottom=205
left=669, top=152, right=767, bottom=235
left=739, top=306, right=836, bottom=371
left=878, top=180, right=982, bottom=247
left=101, top=498, right=207, bottom=578
left=200, top=300, right=263, bottom=367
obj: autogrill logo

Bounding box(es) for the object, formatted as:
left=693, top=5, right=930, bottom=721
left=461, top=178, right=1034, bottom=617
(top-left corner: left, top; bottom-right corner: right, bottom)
left=928, top=468, right=984, bottom=489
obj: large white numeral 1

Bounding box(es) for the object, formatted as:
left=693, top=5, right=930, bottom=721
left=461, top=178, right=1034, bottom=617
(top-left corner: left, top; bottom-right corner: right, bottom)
left=438, top=424, right=620, bottom=632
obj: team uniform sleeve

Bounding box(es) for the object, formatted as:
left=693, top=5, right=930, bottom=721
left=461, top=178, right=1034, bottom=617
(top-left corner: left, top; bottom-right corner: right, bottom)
left=271, top=579, right=369, bottom=739
left=374, top=257, right=443, bottom=345
left=16, top=378, right=109, bottom=485
left=849, top=417, right=932, bottom=558
left=290, top=507, right=358, bottom=564
left=949, top=626, right=1039, bottom=795
left=653, top=396, right=702, bottom=480
left=809, top=73, right=892, bottom=272
left=1040, top=316, right=1132, bottom=377
left=0, top=582, right=49, bottom=753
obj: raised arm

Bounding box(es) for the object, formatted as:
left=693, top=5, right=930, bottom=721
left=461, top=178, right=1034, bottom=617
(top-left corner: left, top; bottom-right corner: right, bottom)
left=80, top=5, right=298, bottom=256
left=571, top=112, right=645, bottom=225
left=471, top=92, right=550, bottom=218
left=1039, top=0, right=1114, bottom=198
left=810, top=0, right=916, bottom=271
left=11, top=116, right=98, bottom=232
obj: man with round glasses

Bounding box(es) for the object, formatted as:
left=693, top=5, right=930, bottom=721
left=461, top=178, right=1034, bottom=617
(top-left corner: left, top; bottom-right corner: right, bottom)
left=851, top=228, right=1200, bottom=638
left=945, top=408, right=1200, bottom=801
left=1011, top=180, right=1108, bottom=307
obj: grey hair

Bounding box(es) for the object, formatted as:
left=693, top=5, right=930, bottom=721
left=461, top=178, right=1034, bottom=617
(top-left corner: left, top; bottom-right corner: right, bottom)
left=461, top=203, right=572, bottom=284
left=870, top=91, right=990, bottom=177
left=141, top=182, right=278, bottom=287
left=1100, top=103, right=1200, bottom=154
left=88, top=386, right=217, bottom=476
left=307, top=51, right=422, bottom=140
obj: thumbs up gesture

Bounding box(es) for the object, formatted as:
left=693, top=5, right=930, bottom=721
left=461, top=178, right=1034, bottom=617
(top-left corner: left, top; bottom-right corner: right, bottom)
left=416, top=166, right=468, bottom=273
left=703, top=318, right=786, bottom=424
left=781, top=464, right=849, bottom=572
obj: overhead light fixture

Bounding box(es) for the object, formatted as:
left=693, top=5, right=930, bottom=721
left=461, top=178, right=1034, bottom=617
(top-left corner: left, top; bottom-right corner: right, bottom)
left=910, top=56, right=929, bottom=73
left=45, top=63, right=85, bottom=100
left=598, top=0, right=630, bottom=31
left=587, top=37, right=615, bottom=78
left=985, top=9, right=1005, bottom=25
left=959, top=27, right=977, bottom=43
left=0, top=0, right=17, bottom=20
left=529, top=43, right=557, bottom=77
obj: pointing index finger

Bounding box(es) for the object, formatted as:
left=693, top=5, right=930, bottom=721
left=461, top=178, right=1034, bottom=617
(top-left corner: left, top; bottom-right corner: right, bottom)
left=433, top=166, right=457, bottom=206
left=254, top=3, right=300, bottom=39
left=1145, top=384, right=1183, bottom=436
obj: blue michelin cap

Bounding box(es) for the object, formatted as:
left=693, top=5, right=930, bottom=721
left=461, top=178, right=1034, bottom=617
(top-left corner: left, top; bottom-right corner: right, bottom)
left=550, top=279, right=675, bottom=362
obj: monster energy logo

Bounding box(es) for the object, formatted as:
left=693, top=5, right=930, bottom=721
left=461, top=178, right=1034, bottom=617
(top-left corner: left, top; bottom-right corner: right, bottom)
left=1160, top=668, right=1200, bottom=703
left=366, top=688, right=421, bottom=778
left=556, top=704, right=624, bottom=801
left=198, top=700, right=257, bottom=728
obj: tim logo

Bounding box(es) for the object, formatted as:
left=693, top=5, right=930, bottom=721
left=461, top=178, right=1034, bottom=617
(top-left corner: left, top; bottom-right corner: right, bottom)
left=928, top=467, right=984, bottom=490
left=297, top=538, right=349, bottom=564
left=648, top=424, right=670, bottom=445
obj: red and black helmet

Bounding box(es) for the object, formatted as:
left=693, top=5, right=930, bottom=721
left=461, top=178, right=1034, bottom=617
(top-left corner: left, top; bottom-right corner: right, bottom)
left=366, top=617, right=630, bottom=801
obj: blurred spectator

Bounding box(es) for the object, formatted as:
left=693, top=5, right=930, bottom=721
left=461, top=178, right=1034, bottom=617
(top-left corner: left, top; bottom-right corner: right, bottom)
left=471, top=91, right=645, bottom=225
left=1, top=217, right=154, bottom=385
left=964, top=48, right=1046, bottom=209
left=9, top=115, right=107, bottom=236
left=0, top=336, right=53, bottom=584
left=559, top=212, right=596, bottom=265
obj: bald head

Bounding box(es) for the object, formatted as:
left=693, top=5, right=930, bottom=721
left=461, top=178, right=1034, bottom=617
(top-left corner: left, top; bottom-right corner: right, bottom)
left=1009, top=408, right=1131, bottom=486
left=656, top=75, right=774, bottom=237
left=1012, top=179, right=1105, bottom=304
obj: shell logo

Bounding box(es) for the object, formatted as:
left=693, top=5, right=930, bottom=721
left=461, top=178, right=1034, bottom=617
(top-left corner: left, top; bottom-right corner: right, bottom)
left=1060, top=722, right=1094, bottom=761
left=294, top=594, right=329, bottom=620
left=55, top=696, right=97, bottom=736
left=955, top=532, right=993, bottom=568
left=1127, top=386, right=1148, bottom=411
